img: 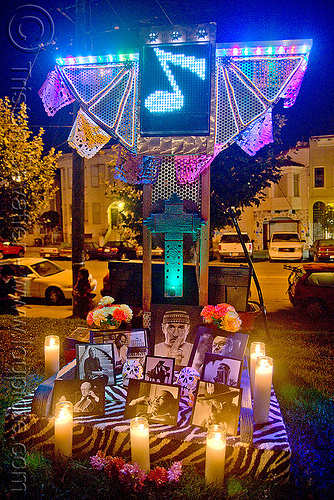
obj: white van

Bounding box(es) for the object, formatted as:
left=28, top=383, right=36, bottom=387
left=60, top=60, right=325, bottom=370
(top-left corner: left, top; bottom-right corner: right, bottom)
left=218, top=233, right=253, bottom=261
left=269, top=232, right=303, bottom=261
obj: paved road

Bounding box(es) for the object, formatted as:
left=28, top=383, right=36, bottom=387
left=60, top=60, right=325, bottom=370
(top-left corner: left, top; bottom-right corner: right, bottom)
left=19, top=248, right=294, bottom=318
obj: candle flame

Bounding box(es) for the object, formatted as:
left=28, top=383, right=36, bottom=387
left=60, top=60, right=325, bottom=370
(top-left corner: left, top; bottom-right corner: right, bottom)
left=57, top=406, right=72, bottom=423
left=214, top=432, right=222, bottom=441
left=50, top=337, right=55, bottom=346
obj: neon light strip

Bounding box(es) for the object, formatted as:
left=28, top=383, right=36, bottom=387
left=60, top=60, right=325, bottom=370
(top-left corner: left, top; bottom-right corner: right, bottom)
left=56, top=53, right=139, bottom=66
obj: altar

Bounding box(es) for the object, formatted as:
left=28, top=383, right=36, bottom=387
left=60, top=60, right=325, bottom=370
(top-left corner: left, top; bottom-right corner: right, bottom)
left=5, top=359, right=291, bottom=483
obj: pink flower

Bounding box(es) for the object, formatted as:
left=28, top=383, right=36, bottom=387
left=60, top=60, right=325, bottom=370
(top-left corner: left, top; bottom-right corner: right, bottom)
left=90, top=450, right=107, bottom=470
left=119, top=462, right=147, bottom=491
left=167, top=461, right=182, bottom=482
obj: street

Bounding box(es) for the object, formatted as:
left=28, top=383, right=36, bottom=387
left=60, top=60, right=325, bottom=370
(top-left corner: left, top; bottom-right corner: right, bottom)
left=19, top=248, right=294, bottom=318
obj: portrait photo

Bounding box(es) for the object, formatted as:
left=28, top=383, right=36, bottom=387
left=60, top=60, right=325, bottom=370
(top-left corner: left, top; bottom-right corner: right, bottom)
left=201, top=353, right=243, bottom=387
left=190, top=381, right=242, bottom=435
left=151, top=305, right=202, bottom=368
left=76, top=344, right=115, bottom=386
left=189, top=327, right=249, bottom=374
left=53, top=378, right=105, bottom=417
left=144, top=356, right=175, bottom=385
left=124, top=378, right=180, bottom=425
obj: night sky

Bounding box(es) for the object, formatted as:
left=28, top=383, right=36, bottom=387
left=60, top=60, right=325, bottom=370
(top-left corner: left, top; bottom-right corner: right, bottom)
left=1, top=0, right=333, bottom=153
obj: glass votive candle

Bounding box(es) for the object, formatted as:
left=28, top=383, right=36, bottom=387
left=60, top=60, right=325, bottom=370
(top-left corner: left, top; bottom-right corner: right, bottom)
left=54, top=400, right=73, bottom=458
left=205, top=423, right=226, bottom=486
left=130, top=416, right=150, bottom=471
left=253, top=356, right=273, bottom=424
left=44, top=335, right=60, bottom=379
left=250, top=342, right=265, bottom=395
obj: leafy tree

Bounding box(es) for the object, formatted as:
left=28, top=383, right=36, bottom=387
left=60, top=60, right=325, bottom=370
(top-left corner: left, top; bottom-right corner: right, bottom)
left=210, top=115, right=296, bottom=230
left=0, top=98, right=61, bottom=240
left=40, top=210, right=60, bottom=232
left=319, top=205, right=334, bottom=236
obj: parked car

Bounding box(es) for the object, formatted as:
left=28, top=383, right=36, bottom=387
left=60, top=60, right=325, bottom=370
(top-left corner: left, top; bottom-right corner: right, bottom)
left=101, top=240, right=138, bottom=260
left=269, top=232, right=304, bottom=262
left=40, top=242, right=103, bottom=260
left=136, top=244, right=164, bottom=259
left=309, top=239, right=334, bottom=262
left=0, top=239, right=25, bottom=260
left=0, top=258, right=73, bottom=305
left=286, top=262, right=334, bottom=317
left=218, top=233, right=253, bottom=261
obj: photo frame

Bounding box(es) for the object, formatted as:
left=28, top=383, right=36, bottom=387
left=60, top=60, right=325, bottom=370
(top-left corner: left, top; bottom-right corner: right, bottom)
left=190, top=381, right=242, bottom=435
left=76, top=344, right=115, bottom=386
left=53, top=378, right=105, bottom=417
left=201, top=353, right=243, bottom=387
left=189, top=327, right=249, bottom=374
left=144, top=356, right=175, bottom=385
left=124, top=378, right=181, bottom=425
left=89, top=328, right=149, bottom=348
left=150, top=304, right=203, bottom=369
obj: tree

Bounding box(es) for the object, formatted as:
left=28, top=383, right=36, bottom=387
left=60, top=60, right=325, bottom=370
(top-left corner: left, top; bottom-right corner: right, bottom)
left=0, top=97, right=61, bottom=241
left=210, top=114, right=294, bottom=230
left=319, top=205, right=334, bottom=236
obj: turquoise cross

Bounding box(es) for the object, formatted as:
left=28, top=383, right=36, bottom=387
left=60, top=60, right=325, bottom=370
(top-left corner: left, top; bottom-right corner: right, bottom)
left=144, top=193, right=205, bottom=297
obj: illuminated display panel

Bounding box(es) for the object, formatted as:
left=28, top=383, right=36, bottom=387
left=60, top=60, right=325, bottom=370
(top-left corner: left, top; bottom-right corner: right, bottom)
left=140, top=42, right=211, bottom=136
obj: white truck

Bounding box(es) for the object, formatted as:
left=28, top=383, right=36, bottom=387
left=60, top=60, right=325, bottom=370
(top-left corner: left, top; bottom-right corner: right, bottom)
left=218, top=233, right=253, bottom=261
left=269, top=231, right=304, bottom=262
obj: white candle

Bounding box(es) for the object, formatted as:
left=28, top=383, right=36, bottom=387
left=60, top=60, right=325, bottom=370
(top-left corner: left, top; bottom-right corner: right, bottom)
left=205, top=424, right=226, bottom=486
left=250, top=342, right=265, bottom=395
left=54, top=400, right=73, bottom=458
left=130, top=417, right=150, bottom=471
left=45, top=335, right=59, bottom=379
left=253, top=356, right=273, bottom=424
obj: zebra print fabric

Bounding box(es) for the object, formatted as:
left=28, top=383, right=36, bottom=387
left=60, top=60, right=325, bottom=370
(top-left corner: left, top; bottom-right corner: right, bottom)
left=5, top=383, right=290, bottom=483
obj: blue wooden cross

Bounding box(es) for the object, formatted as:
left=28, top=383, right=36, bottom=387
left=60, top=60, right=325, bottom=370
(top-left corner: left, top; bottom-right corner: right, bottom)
left=144, top=193, right=205, bottom=297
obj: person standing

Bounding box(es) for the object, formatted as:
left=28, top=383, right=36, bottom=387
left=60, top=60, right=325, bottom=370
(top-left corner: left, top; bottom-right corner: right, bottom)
left=72, top=267, right=96, bottom=318
left=0, top=265, right=19, bottom=315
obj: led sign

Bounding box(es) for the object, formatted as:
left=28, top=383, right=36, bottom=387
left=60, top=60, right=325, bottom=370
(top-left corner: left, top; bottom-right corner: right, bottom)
left=140, top=42, right=211, bottom=136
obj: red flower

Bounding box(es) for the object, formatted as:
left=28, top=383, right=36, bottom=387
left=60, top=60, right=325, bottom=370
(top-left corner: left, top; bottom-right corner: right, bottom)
left=112, top=308, right=127, bottom=322
left=147, top=466, right=168, bottom=486
left=104, top=456, right=125, bottom=478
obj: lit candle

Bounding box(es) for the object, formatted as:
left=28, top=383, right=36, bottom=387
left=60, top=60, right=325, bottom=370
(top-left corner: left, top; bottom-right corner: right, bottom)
left=253, top=356, right=273, bottom=424
left=250, top=342, right=265, bottom=395
left=130, top=417, right=150, bottom=472
left=44, top=335, right=59, bottom=379
left=54, top=400, right=73, bottom=458
left=205, top=424, right=226, bottom=486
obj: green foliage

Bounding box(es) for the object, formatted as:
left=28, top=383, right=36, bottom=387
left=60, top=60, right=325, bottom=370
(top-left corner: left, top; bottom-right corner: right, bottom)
left=318, top=204, right=334, bottom=235
left=210, top=115, right=292, bottom=230
left=0, top=97, right=61, bottom=241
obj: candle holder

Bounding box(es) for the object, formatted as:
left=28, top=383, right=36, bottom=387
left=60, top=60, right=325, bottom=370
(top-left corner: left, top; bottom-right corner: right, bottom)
left=54, top=400, right=73, bottom=458
left=44, top=335, right=60, bottom=379
left=130, top=417, right=150, bottom=472
left=250, top=342, right=265, bottom=395
left=205, top=423, right=226, bottom=486
left=253, top=356, right=273, bottom=424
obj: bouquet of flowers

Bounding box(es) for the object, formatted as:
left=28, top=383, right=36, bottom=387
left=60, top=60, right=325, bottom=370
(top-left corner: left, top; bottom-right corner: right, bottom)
left=200, top=303, right=242, bottom=332
left=87, top=296, right=133, bottom=329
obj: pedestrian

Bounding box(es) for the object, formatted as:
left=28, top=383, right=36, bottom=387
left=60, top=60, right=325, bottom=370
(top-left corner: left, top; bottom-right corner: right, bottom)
left=72, top=267, right=96, bottom=318
left=0, top=264, right=19, bottom=315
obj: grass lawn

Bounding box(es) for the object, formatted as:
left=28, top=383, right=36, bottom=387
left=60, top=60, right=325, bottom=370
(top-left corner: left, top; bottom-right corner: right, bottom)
left=0, top=313, right=333, bottom=499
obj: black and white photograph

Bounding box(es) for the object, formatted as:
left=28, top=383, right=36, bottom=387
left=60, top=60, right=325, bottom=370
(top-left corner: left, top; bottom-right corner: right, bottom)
left=124, top=378, right=180, bottom=425
left=151, top=305, right=202, bottom=368
left=189, top=327, right=249, bottom=374
left=144, top=356, right=175, bottom=384
left=76, top=344, right=115, bottom=386
left=53, top=379, right=106, bottom=417
left=201, top=353, right=243, bottom=387
left=190, top=381, right=242, bottom=435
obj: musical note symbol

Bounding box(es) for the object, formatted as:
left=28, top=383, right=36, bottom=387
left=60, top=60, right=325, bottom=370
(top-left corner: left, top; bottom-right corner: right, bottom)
left=144, top=48, right=206, bottom=113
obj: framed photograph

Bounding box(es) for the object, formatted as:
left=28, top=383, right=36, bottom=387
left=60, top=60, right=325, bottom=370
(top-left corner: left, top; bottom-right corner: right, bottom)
left=144, top=356, right=175, bottom=385
left=190, top=381, right=242, bottom=435
left=150, top=304, right=203, bottom=369
left=124, top=378, right=180, bottom=425
left=189, top=327, right=249, bottom=374
left=201, top=353, right=243, bottom=387
left=53, top=378, right=105, bottom=416
left=76, top=344, right=115, bottom=386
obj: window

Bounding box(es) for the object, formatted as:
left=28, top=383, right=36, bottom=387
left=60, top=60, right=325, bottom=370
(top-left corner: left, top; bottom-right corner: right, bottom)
left=91, top=164, right=102, bottom=187
left=92, top=202, right=101, bottom=224
left=274, top=175, right=288, bottom=197
left=314, top=167, right=324, bottom=188
left=293, top=174, right=300, bottom=197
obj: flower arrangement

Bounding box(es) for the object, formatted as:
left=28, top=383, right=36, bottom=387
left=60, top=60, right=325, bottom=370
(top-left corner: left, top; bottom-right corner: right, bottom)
left=201, top=303, right=242, bottom=332
left=87, top=296, right=133, bottom=329
left=90, top=451, right=182, bottom=491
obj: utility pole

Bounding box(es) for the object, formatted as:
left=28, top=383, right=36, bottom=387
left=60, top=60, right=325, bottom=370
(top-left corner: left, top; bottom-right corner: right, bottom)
left=72, top=0, right=86, bottom=294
